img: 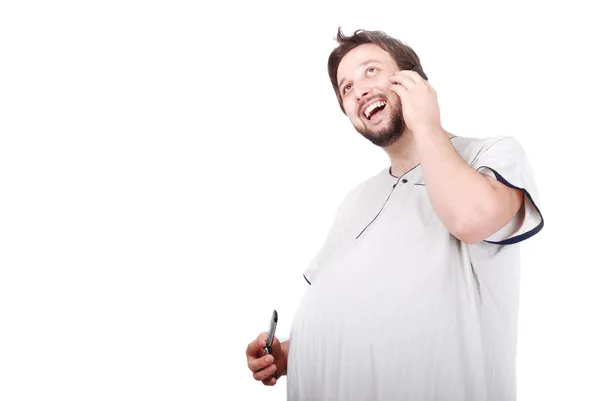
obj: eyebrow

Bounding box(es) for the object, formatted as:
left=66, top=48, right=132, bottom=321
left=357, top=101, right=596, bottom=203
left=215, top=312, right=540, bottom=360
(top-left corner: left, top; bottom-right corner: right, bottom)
left=338, top=59, right=383, bottom=91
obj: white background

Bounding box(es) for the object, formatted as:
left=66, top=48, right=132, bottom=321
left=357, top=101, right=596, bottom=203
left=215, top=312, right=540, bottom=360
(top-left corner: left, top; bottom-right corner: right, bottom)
left=1, top=1, right=599, bottom=400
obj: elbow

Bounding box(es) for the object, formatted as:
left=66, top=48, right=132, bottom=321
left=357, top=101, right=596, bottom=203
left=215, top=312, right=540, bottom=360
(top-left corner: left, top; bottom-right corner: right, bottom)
left=450, top=223, right=480, bottom=244
left=449, top=205, right=496, bottom=245
left=451, top=228, right=483, bottom=245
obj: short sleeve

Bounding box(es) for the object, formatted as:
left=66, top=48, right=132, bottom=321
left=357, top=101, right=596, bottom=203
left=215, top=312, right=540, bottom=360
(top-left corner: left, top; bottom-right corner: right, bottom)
left=470, top=136, right=544, bottom=245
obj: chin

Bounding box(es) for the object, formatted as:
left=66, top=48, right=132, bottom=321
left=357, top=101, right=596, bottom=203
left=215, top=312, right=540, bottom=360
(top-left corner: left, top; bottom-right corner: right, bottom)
left=355, top=117, right=405, bottom=148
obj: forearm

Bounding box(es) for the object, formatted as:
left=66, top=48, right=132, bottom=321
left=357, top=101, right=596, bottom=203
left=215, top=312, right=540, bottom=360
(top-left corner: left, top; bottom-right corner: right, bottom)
left=414, top=127, right=497, bottom=240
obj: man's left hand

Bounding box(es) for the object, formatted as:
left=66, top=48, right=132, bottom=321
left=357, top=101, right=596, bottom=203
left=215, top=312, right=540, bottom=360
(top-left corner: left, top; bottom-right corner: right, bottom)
left=389, top=70, right=441, bottom=134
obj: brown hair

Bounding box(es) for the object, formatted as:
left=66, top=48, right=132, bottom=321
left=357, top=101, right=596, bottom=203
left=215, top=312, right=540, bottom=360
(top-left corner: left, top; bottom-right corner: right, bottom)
left=327, top=27, right=426, bottom=113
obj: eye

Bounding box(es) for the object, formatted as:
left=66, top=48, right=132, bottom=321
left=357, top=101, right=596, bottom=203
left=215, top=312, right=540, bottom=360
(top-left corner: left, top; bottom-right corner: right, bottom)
left=342, top=84, right=352, bottom=95
left=366, top=67, right=378, bottom=75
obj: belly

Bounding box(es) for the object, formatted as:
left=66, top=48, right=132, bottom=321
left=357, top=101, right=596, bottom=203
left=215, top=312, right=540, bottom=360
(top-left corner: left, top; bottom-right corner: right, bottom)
left=287, top=251, right=486, bottom=400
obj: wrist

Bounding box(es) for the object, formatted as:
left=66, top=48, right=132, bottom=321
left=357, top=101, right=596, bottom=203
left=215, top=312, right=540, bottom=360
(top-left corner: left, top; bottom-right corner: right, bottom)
left=412, top=124, right=444, bottom=138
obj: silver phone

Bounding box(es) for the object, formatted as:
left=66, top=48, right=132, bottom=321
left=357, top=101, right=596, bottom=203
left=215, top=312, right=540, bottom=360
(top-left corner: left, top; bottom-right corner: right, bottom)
left=263, top=309, right=278, bottom=379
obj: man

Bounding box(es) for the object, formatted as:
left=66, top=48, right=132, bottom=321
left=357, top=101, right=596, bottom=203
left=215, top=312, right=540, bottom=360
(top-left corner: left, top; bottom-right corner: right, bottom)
left=246, top=28, right=543, bottom=400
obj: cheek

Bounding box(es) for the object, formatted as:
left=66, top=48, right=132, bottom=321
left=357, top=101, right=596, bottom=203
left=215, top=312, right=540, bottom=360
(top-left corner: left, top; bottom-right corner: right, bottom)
left=343, top=101, right=359, bottom=120
left=386, top=89, right=401, bottom=107
left=350, top=108, right=364, bottom=123
left=375, top=75, right=392, bottom=90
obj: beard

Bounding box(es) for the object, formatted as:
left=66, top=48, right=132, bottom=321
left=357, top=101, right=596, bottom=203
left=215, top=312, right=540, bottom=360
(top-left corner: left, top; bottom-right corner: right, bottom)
left=354, top=102, right=405, bottom=148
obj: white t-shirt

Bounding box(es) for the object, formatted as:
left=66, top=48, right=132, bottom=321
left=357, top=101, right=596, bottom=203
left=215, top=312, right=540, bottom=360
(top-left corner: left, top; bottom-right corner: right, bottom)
left=287, top=135, right=544, bottom=401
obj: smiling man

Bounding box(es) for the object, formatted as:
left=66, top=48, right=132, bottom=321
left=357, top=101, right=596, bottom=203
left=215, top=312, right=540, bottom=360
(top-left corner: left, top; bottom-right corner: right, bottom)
left=246, top=28, right=544, bottom=401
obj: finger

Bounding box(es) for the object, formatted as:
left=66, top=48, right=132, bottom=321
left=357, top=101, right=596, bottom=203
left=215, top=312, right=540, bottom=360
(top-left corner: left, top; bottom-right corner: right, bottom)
left=400, top=70, right=424, bottom=83
left=389, top=77, right=414, bottom=90
left=390, top=83, right=408, bottom=99
left=390, top=72, right=417, bottom=88
left=262, top=376, right=277, bottom=386
left=253, top=364, right=278, bottom=381
left=248, top=353, right=275, bottom=372
left=246, top=333, right=268, bottom=357
left=246, top=339, right=263, bottom=358
left=404, top=70, right=435, bottom=92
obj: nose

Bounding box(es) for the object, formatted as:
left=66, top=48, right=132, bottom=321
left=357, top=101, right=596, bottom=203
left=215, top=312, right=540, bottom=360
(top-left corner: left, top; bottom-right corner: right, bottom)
left=353, top=83, right=371, bottom=99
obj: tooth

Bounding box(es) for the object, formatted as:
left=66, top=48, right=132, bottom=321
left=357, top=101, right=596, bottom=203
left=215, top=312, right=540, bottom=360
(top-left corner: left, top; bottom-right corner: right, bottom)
left=364, top=100, right=387, bottom=119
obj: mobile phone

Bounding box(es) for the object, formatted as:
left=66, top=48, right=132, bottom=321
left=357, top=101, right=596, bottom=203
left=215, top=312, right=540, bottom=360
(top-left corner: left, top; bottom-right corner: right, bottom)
left=263, top=309, right=278, bottom=380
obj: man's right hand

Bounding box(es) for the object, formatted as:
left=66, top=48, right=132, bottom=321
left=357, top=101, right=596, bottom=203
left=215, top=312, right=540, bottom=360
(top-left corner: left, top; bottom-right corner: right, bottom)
left=246, top=332, right=287, bottom=386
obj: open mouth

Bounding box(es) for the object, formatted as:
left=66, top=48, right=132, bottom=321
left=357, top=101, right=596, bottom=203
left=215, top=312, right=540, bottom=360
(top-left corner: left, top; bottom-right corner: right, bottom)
left=363, top=100, right=387, bottom=120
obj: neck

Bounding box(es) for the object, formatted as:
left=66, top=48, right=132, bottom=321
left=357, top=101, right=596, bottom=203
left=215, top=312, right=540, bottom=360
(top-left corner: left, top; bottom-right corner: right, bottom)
left=384, top=128, right=454, bottom=177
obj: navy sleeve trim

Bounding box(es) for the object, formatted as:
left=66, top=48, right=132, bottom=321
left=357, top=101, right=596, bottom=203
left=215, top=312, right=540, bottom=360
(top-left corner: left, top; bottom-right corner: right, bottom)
left=303, top=274, right=311, bottom=285
left=480, top=166, right=544, bottom=245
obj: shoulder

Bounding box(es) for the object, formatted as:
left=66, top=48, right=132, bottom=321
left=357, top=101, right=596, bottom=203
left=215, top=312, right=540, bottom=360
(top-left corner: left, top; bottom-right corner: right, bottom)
left=450, top=135, right=525, bottom=166
left=345, top=168, right=386, bottom=201
left=335, top=167, right=389, bottom=214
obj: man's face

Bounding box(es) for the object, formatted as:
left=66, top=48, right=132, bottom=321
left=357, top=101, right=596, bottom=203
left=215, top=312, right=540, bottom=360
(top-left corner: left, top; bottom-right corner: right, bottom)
left=336, top=44, right=404, bottom=147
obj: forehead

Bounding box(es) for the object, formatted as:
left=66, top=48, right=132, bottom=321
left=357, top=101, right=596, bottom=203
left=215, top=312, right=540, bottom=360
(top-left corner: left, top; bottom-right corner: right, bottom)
left=336, top=43, right=396, bottom=84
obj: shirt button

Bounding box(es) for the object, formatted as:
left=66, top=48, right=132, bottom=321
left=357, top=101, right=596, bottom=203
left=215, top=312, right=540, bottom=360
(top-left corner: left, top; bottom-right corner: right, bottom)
left=402, top=179, right=408, bottom=183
